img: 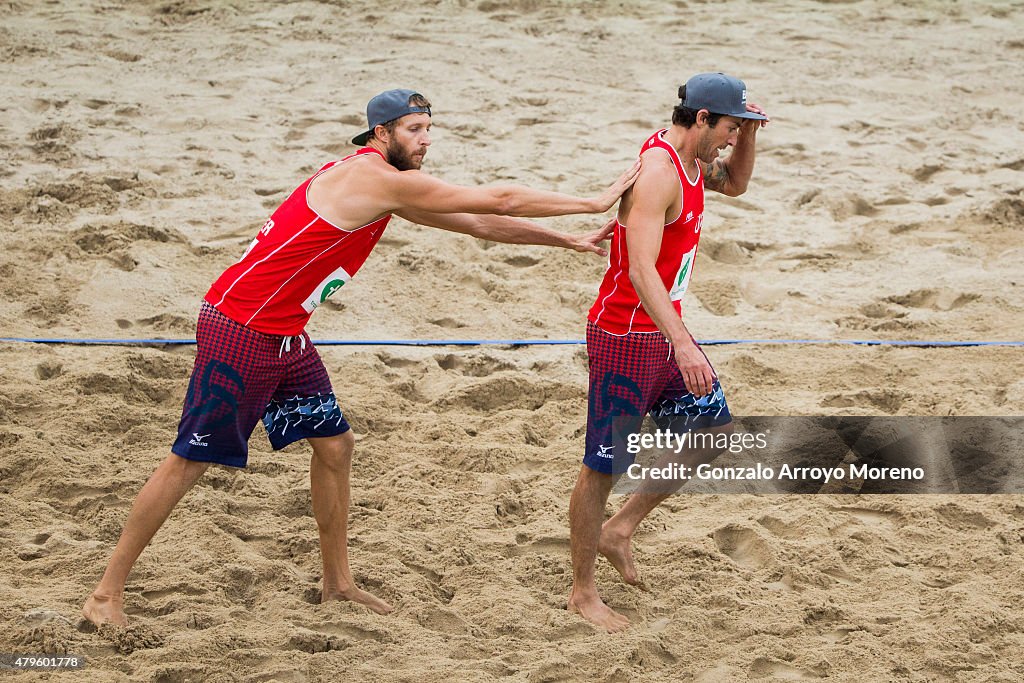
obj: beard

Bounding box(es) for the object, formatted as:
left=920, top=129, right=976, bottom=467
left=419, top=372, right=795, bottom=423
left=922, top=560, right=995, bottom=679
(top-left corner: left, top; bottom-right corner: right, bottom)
left=386, top=140, right=424, bottom=171
left=696, top=136, right=719, bottom=164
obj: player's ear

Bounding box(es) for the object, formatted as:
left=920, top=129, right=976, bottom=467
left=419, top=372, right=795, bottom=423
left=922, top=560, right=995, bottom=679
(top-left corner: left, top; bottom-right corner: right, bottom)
left=696, top=109, right=710, bottom=127
left=373, top=124, right=389, bottom=143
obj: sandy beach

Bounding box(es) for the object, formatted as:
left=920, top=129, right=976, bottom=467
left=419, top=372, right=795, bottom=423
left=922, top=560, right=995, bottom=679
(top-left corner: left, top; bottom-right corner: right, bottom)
left=2, top=0, right=1023, bottom=680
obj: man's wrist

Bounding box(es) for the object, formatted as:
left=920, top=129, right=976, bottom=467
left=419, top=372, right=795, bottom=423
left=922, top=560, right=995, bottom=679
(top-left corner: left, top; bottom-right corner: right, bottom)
left=667, top=329, right=691, bottom=348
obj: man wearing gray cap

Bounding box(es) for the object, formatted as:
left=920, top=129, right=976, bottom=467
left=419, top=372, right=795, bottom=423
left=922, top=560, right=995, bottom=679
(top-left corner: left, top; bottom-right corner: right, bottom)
left=83, top=88, right=640, bottom=628
left=568, top=73, right=769, bottom=632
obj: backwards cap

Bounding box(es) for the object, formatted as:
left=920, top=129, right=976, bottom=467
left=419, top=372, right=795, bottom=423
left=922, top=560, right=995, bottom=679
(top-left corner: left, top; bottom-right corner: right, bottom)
left=351, top=88, right=431, bottom=146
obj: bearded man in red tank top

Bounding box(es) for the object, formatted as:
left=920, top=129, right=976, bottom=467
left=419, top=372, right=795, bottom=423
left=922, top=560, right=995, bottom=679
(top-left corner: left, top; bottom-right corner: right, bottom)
left=568, top=74, right=770, bottom=632
left=83, top=89, right=641, bottom=627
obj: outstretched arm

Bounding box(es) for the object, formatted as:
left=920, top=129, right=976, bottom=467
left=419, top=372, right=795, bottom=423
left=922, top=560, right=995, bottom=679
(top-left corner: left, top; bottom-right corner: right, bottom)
left=702, top=102, right=770, bottom=197
left=395, top=209, right=616, bottom=256
left=382, top=159, right=640, bottom=218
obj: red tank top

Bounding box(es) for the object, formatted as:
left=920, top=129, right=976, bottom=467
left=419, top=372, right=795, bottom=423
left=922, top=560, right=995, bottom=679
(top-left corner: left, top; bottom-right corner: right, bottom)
left=588, top=130, right=705, bottom=334
left=205, top=148, right=391, bottom=335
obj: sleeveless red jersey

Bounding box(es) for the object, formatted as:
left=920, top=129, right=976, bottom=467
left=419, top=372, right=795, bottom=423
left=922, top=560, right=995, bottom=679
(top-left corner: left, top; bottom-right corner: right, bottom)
left=205, top=148, right=391, bottom=335
left=588, top=130, right=705, bottom=334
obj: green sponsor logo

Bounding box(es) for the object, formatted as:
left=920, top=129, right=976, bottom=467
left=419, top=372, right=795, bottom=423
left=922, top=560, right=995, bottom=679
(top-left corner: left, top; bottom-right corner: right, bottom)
left=676, top=258, right=690, bottom=287
left=320, top=279, right=346, bottom=302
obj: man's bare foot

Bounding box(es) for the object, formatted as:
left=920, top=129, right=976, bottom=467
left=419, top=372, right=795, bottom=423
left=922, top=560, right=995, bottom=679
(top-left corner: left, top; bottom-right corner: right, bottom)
left=598, top=525, right=642, bottom=586
left=82, top=592, right=128, bottom=627
left=322, top=585, right=393, bottom=615
left=567, top=587, right=630, bottom=633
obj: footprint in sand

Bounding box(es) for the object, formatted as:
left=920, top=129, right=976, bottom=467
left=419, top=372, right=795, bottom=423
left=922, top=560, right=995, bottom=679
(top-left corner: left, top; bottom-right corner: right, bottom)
left=103, top=49, right=141, bottom=63
left=885, top=289, right=980, bottom=311
left=820, top=389, right=906, bottom=414
left=712, top=524, right=775, bottom=571
left=287, top=628, right=349, bottom=653
left=858, top=302, right=905, bottom=320
left=477, top=0, right=545, bottom=13
left=829, top=506, right=902, bottom=528
left=889, top=221, right=923, bottom=234
left=377, top=352, right=420, bottom=370
left=28, top=124, right=80, bottom=163
left=284, top=116, right=336, bottom=143
left=35, top=361, right=63, bottom=380
left=430, top=317, right=467, bottom=329
left=933, top=502, right=995, bottom=530
left=435, top=374, right=562, bottom=412
left=749, top=657, right=826, bottom=680
left=135, top=312, right=193, bottom=333
left=15, top=532, right=51, bottom=560
left=434, top=353, right=513, bottom=376
left=725, top=354, right=784, bottom=385
left=416, top=605, right=473, bottom=635
left=502, top=254, right=541, bottom=267
left=911, top=163, right=943, bottom=181
left=25, top=295, right=72, bottom=327
left=979, top=198, right=1024, bottom=228
left=692, top=278, right=740, bottom=316
left=797, top=190, right=878, bottom=220
left=72, top=222, right=189, bottom=254
left=700, top=238, right=753, bottom=264
left=509, top=534, right=568, bottom=557
left=739, top=279, right=787, bottom=310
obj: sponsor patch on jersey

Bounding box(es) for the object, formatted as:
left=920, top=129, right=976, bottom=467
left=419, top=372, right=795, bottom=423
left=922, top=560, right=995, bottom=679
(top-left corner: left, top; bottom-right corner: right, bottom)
left=302, top=265, right=353, bottom=312
left=669, top=245, right=697, bottom=302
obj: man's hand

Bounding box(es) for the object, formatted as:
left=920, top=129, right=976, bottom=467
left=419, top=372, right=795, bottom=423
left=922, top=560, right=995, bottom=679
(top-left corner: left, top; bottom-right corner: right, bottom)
left=594, top=158, right=642, bottom=212
left=674, top=339, right=716, bottom=397
left=744, top=102, right=770, bottom=131
left=570, top=217, right=616, bottom=256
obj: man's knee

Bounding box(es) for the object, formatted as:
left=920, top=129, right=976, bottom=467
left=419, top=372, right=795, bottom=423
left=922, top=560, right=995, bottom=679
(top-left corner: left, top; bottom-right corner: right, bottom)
left=573, top=463, right=613, bottom=499
left=167, top=452, right=212, bottom=478
left=310, top=430, right=355, bottom=469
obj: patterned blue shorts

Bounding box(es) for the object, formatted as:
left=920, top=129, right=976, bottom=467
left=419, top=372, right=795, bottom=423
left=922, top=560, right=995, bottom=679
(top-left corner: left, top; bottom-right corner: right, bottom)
left=584, top=320, right=732, bottom=474
left=171, top=302, right=350, bottom=468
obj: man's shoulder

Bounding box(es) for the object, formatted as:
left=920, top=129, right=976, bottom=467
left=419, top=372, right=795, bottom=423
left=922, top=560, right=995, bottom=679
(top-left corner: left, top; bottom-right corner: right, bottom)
left=636, top=147, right=679, bottom=188
left=317, top=153, right=394, bottom=191
left=638, top=145, right=675, bottom=170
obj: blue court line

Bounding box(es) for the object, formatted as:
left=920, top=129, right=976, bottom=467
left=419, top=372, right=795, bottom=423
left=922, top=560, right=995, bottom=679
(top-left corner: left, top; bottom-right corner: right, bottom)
left=1, top=337, right=1023, bottom=348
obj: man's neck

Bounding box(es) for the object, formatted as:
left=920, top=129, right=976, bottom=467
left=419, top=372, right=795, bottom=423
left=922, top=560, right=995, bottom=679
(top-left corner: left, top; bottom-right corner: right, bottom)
left=663, top=124, right=700, bottom=179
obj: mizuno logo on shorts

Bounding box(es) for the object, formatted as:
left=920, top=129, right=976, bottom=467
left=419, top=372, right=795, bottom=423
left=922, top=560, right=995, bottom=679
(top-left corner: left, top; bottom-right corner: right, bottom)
left=189, top=433, right=210, bottom=446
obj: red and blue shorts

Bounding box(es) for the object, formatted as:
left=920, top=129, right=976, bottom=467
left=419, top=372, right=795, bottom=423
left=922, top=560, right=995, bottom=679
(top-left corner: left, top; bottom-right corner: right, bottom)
left=584, top=320, right=732, bottom=474
left=171, top=302, right=350, bottom=468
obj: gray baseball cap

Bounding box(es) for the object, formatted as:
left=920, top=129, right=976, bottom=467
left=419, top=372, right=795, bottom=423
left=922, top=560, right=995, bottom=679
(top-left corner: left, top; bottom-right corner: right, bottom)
left=681, top=73, right=767, bottom=120
left=351, top=88, right=431, bottom=146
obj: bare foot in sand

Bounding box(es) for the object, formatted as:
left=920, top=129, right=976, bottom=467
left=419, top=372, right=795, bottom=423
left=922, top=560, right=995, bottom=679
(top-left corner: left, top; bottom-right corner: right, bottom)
left=322, top=585, right=393, bottom=615
left=83, top=592, right=128, bottom=627
left=598, top=524, right=642, bottom=587
left=568, top=587, right=630, bottom=633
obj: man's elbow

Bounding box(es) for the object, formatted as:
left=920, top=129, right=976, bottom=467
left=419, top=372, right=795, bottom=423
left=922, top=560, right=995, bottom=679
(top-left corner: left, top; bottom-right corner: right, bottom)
left=492, top=187, right=520, bottom=216
left=724, top=180, right=748, bottom=197
left=628, top=265, right=651, bottom=289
